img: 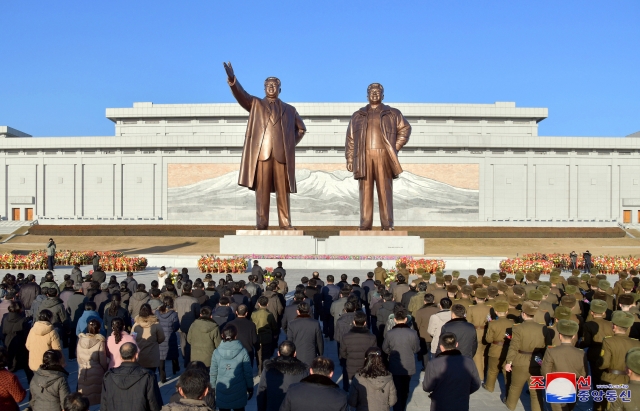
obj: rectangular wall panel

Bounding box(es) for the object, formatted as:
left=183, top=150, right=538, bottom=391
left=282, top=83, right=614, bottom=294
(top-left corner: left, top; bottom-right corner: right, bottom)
left=122, top=164, right=155, bottom=217
left=44, top=164, right=75, bottom=216
left=492, top=164, right=526, bottom=219
left=535, top=165, right=569, bottom=219
left=577, top=165, right=611, bottom=219
left=83, top=164, right=114, bottom=216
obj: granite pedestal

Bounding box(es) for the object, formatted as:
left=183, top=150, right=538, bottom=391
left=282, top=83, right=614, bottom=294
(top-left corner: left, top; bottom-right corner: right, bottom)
left=219, top=230, right=317, bottom=255
left=324, top=231, right=424, bottom=255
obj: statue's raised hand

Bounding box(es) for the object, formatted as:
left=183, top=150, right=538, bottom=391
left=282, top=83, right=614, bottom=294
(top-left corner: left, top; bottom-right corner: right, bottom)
left=223, top=61, right=235, bottom=81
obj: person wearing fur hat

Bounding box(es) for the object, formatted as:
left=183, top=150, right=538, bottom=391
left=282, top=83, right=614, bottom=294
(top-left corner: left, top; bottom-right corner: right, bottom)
left=600, top=311, right=640, bottom=388
left=611, top=347, right=640, bottom=411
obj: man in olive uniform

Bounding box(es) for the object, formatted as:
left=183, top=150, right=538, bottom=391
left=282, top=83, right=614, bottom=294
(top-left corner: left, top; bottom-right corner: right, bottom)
left=611, top=347, right=640, bottom=411
left=523, top=273, right=538, bottom=294
left=455, top=285, right=474, bottom=310
left=541, top=319, right=588, bottom=411
left=374, top=261, right=387, bottom=283
left=548, top=306, right=575, bottom=347
left=598, top=280, right=616, bottom=311
left=504, top=302, right=550, bottom=411
left=600, top=311, right=640, bottom=384
left=430, top=277, right=447, bottom=306
left=483, top=301, right=514, bottom=392
left=527, top=290, right=549, bottom=325
left=507, top=295, right=522, bottom=324
left=580, top=299, right=614, bottom=411
left=467, top=288, right=492, bottom=380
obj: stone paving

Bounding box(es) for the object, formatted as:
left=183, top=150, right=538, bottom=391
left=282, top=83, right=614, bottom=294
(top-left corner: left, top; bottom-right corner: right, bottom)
left=6, top=264, right=597, bottom=411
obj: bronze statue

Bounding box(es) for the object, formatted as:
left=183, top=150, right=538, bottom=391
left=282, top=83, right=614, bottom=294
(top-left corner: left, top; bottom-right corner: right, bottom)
left=345, top=83, right=411, bottom=230
left=224, top=62, right=306, bottom=230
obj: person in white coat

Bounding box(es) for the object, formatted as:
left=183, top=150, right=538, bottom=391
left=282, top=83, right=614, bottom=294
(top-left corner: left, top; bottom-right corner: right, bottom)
left=427, top=298, right=452, bottom=355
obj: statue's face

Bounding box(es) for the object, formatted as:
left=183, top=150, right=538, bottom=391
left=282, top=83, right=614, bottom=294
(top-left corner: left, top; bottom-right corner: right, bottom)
left=264, top=80, right=281, bottom=99
left=367, top=87, right=383, bottom=104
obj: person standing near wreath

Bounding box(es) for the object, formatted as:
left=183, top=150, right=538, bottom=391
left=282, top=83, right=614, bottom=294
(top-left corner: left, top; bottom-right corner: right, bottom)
left=223, top=62, right=306, bottom=230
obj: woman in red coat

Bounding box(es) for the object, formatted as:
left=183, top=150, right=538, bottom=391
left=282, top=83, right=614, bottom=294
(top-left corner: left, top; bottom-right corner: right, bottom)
left=0, top=347, right=26, bottom=411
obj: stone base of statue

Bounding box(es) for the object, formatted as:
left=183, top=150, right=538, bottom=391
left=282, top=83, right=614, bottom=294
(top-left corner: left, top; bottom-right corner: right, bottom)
left=220, top=230, right=317, bottom=255
left=323, top=231, right=424, bottom=255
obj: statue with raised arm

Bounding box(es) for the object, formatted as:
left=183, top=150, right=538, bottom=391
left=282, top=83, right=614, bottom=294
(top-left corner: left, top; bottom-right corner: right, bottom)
left=223, top=62, right=306, bottom=230
left=345, top=83, right=411, bottom=230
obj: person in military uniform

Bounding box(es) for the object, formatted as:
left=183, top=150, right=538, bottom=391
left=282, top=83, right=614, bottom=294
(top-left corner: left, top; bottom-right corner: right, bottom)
left=483, top=300, right=514, bottom=393
left=618, top=294, right=640, bottom=339
left=467, top=287, right=492, bottom=379
left=507, top=294, right=522, bottom=324
left=549, top=275, right=564, bottom=300
left=598, top=280, right=616, bottom=311
left=580, top=299, right=614, bottom=411
left=505, top=278, right=516, bottom=298
left=467, top=274, right=478, bottom=286
left=600, top=311, right=640, bottom=401
left=374, top=261, right=387, bottom=283
left=611, top=347, right=640, bottom=411
left=504, top=301, right=550, bottom=411
left=455, top=285, right=474, bottom=310
left=523, top=273, right=538, bottom=294
left=430, top=277, right=447, bottom=305
left=496, top=283, right=509, bottom=302
left=541, top=319, right=588, bottom=411
left=548, top=306, right=575, bottom=347
left=490, top=273, right=500, bottom=287
left=527, top=290, right=549, bottom=325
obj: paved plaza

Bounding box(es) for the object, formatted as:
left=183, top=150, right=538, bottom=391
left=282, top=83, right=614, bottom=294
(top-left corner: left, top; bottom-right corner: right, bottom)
left=5, top=263, right=602, bottom=411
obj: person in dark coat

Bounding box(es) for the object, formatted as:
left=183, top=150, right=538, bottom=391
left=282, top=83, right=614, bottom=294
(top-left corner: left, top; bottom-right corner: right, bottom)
left=155, top=297, right=180, bottom=383
left=281, top=293, right=305, bottom=334
left=279, top=357, right=348, bottom=411
left=103, top=294, right=130, bottom=337
left=340, top=311, right=377, bottom=387
left=100, top=342, right=163, bottom=411
left=423, top=332, right=481, bottom=411
left=257, top=340, right=309, bottom=411
left=19, top=275, right=41, bottom=315
left=1, top=302, right=33, bottom=382
left=400, top=282, right=418, bottom=310
left=286, top=302, right=324, bottom=367
left=272, top=261, right=286, bottom=279
left=211, top=297, right=235, bottom=329
left=382, top=310, right=420, bottom=411
left=227, top=304, right=259, bottom=367
left=167, top=362, right=216, bottom=410
left=438, top=304, right=478, bottom=358
left=71, top=264, right=83, bottom=286
left=124, top=272, right=138, bottom=296
left=92, top=283, right=112, bottom=317
left=321, top=275, right=341, bottom=340
left=252, top=260, right=265, bottom=284
left=92, top=267, right=106, bottom=284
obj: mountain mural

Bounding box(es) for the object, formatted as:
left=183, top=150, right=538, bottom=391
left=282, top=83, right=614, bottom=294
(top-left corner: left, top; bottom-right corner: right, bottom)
left=167, top=168, right=479, bottom=223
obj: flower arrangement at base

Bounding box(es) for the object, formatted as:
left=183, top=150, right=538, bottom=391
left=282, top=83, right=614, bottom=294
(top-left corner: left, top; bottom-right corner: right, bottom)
left=166, top=269, right=179, bottom=284
left=499, top=258, right=553, bottom=274
left=384, top=269, right=397, bottom=286
left=198, top=255, right=249, bottom=274
left=510, top=253, right=640, bottom=274
left=0, top=250, right=147, bottom=271
left=395, top=257, right=445, bottom=274
left=264, top=267, right=275, bottom=284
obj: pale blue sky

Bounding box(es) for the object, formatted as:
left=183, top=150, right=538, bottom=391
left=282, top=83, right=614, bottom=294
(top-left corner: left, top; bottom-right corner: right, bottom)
left=1, top=1, right=638, bottom=137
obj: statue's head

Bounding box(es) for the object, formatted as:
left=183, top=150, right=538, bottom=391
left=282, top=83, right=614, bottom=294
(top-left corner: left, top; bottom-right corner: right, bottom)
left=367, top=83, right=384, bottom=104
left=264, top=77, right=281, bottom=99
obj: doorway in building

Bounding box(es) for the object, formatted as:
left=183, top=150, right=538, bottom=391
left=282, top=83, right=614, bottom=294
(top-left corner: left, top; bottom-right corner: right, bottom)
left=623, top=210, right=632, bottom=223
left=12, top=208, right=20, bottom=221
left=26, top=208, right=34, bottom=221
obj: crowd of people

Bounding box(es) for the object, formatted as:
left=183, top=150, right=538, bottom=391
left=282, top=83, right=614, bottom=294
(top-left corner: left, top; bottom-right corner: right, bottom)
left=0, top=260, right=639, bottom=411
